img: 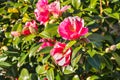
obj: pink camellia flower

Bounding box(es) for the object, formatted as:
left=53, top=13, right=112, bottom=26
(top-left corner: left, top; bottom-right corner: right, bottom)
left=34, top=0, right=49, bottom=25
left=58, top=16, right=88, bottom=40
left=22, top=20, right=38, bottom=35
left=11, top=31, right=21, bottom=37
left=34, top=9, right=49, bottom=25
left=38, top=39, right=55, bottom=51
left=50, top=42, right=72, bottom=66
left=48, top=1, right=70, bottom=18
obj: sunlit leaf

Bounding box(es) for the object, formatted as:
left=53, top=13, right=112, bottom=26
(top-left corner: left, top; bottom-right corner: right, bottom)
left=64, top=40, right=76, bottom=52
left=72, top=0, right=81, bottom=9
left=19, top=68, right=30, bottom=80
left=0, top=61, right=11, bottom=68
left=47, top=68, right=54, bottom=80
left=112, top=53, right=120, bottom=66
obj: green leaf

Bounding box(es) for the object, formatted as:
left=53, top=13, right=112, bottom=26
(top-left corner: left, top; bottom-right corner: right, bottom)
left=23, top=34, right=36, bottom=42
left=72, top=0, right=81, bottom=9
left=30, top=73, right=38, bottom=80
left=17, top=53, right=28, bottom=67
left=71, top=46, right=82, bottom=60
left=87, top=55, right=100, bottom=70
left=104, top=35, right=114, bottom=44
left=47, top=68, right=54, bottom=80
left=12, top=23, right=22, bottom=32
left=39, top=47, right=53, bottom=54
left=103, top=55, right=113, bottom=70
left=63, top=66, right=74, bottom=74
left=72, top=53, right=82, bottom=67
left=19, top=68, right=30, bottom=80
left=86, top=20, right=96, bottom=26
left=86, top=75, right=100, bottom=80
left=0, top=62, right=11, bottom=68
left=89, top=0, right=98, bottom=8
left=45, top=23, right=58, bottom=37
left=116, top=43, right=120, bottom=49
left=29, top=43, right=41, bottom=57
left=104, top=8, right=112, bottom=14
left=36, top=65, right=47, bottom=74
left=20, top=6, right=28, bottom=15
left=55, top=73, right=61, bottom=80
left=64, top=40, right=76, bottom=52
left=0, top=55, right=7, bottom=62
left=112, top=53, right=120, bottom=66
left=5, top=32, right=12, bottom=38
left=104, top=8, right=120, bottom=19
left=72, top=75, right=80, bottom=80
left=84, top=8, right=98, bottom=13
left=88, top=33, right=104, bottom=42
left=39, top=31, right=51, bottom=38
left=4, top=51, right=19, bottom=56
left=13, top=37, right=21, bottom=49
left=87, top=49, right=97, bottom=57
left=42, top=55, right=50, bottom=64
left=107, top=13, right=119, bottom=20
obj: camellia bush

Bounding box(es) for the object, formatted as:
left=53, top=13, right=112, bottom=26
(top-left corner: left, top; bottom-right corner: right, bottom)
left=0, top=0, right=120, bottom=80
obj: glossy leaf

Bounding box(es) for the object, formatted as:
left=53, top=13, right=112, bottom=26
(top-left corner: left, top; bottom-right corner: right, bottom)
left=112, top=53, right=120, bottom=66
left=72, top=0, right=81, bottom=9
left=47, top=68, right=54, bottom=80
left=0, top=61, right=11, bottom=68
left=89, top=0, right=98, bottom=8
left=36, top=65, right=47, bottom=74
left=71, top=46, right=82, bottom=60
left=87, top=55, right=100, bottom=70
left=19, top=68, right=30, bottom=80
left=64, top=40, right=76, bottom=52
left=29, top=43, right=41, bottom=57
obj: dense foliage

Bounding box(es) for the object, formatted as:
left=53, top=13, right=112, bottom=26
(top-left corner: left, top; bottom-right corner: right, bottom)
left=0, top=0, right=120, bottom=80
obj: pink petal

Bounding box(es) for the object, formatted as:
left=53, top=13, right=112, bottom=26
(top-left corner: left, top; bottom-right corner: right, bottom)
left=61, top=5, right=71, bottom=12
left=79, top=27, right=88, bottom=36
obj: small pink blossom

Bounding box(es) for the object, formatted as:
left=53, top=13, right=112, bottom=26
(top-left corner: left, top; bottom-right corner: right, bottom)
left=38, top=39, right=55, bottom=51
left=50, top=42, right=72, bottom=66
left=22, top=20, right=38, bottom=35
left=43, top=78, right=48, bottom=80
left=58, top=16, right=88, bottom=40
left=34, top=0, right=49, bottom=25
left=48, top=1, right=70, bottom=18
left=11, top=31, right=21, bottom=37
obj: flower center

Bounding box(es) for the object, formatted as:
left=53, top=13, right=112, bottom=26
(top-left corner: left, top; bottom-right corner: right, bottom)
left=69, top=26, right=76, bottom=32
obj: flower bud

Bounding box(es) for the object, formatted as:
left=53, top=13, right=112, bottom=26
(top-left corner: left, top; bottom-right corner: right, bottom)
left=105, top=48, right=110, bottom=53
left=1, top=46, right=8, bottom=51
left=44, top=78, right=48, bottom=80
left=110, top=45, right=116, bottom=51
left=29, top=26, right=37, bottom=34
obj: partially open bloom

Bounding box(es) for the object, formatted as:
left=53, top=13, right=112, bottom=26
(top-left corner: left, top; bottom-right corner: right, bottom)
left=22, top=20, right=38, bottom=35
left=11, top=31, right=21, bottom=37
left=43, top=78, right=48, bottom=80
left=58, top=16, right=88, bottom=40
left=38, top=39, right=55, bottom=51
left=50, top=42, right=72, bottom=66
left=34, top=0, right=49, bottom=25
left=48, top=1, right=70, bottom=18
left=35, top=0, right=70, bottom=24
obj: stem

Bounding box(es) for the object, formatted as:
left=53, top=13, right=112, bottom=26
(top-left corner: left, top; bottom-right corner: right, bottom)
left=100, top=0, right=103, bottom=15
left=106, top=0, right=109, bottom=7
